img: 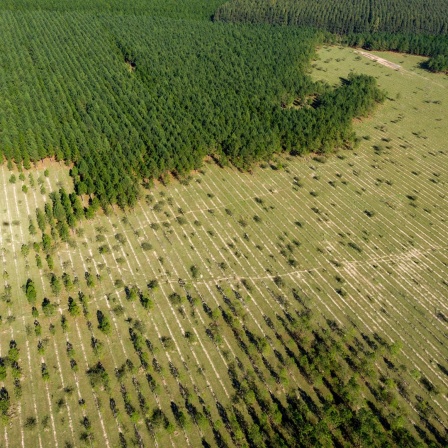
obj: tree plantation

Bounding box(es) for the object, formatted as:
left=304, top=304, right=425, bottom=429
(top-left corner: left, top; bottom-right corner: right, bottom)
left=214, top=0, right=448, bottom=72
left=0, top=0, right=447, bottom=447
left=0, top=0, right=224, bottom=20
left=214, top=0, right=448, bottom=34
left=0, top=6, right=386, bottom=209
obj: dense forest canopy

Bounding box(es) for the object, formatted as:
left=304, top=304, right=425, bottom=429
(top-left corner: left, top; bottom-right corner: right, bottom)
left=0, top=2, right=385, bottom=210
left=214, top=0, right=448, bottom=71
left=0, top=0, right=225, bottom=20
left=214, top=0, right=448, bottom=35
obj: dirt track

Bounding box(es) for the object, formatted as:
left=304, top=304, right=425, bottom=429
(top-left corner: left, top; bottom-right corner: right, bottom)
left=356, top=50, right=401, bottom=70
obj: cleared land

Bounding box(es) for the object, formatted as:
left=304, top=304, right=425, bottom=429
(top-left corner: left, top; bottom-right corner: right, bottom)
left=355, top=51, right=402, bottom=70
left=0, top=47, right=446, bottom=446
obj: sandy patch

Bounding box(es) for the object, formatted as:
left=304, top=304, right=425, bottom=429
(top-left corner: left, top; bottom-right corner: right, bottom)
left=356, top=50, right=401, bottom=70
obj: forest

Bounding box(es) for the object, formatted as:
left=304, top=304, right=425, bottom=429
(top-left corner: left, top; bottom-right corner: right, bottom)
left=0, top=0, right=223, bottom=20
left=0, top=5, right=384, bottom=210
left=214, top=0, right=448, bottom=71
left=214, top=0, right=448, bottom=35
left=0, top=1, right=446, bottom=447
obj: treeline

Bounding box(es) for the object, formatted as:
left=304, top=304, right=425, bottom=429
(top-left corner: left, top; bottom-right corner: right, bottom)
left=338, top=32, right=448, bottom=72
left=0, top=11, right=384, bottom=209
left=0, top=0, right=225, bottom=20
left=340, top=32, right=448, bottom=55
left=214, top=0, right=448, bottom=35
left=214, top=0, right=448, bottom=72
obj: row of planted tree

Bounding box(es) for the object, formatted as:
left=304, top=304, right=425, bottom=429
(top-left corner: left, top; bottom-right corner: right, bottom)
left=2, top=254, right=442, bottom=446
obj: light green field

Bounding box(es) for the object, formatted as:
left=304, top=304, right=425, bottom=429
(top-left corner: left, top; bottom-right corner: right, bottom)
left=0, top=46, right=446, bottom=446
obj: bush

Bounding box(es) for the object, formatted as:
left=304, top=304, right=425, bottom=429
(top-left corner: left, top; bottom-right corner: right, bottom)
left=42, top=298, right=55, bottom=317
left=148, top=279, right=159, bottom=290
left=50, top=274, right=62, bottom=296
left=140, top=294, right=153, bottom=310
left=126, top=286, right=139, bottom=301
left=190, top=265, right=200, bottom=279
left=185, top=331, right=197, bottom=343
left=85, top=272, right=95, bottom=288
left=273, top=276, right=284, bottom=287
left=114, top=233, right=126, bottom=245
left=161, top=336, right=175, bottom=351
left=24, top=279, right=37, bottom=304
left=141, top=242, right=153, bottom=251
left=97, top=310, right=111, bottom=335
left=68, top=297, right=80, bottom=316
left=112, top=305, right=125, bottom=316
left=99, top=245, right=111, bottom=254
left=87, top=362, right=109, bottom=390
left=24, top=416, right=37, bottom=430
left=41, top=363, right=50, bottom=381
left=169, top=292, right=183, bottom=305
left=348, top=242, right=363, bottom=253
left=427, top=54, right=448, bottom=73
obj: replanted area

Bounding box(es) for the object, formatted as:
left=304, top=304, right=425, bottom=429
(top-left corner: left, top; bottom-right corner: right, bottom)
left=0, top=47, right=446, bottom=447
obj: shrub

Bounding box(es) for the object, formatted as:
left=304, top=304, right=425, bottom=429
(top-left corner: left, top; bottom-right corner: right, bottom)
left=87, top=362, right=109, bottom=390
left=85, top=272, right=95, bottom=288
left=273, top=276, right=284, bottom=287
left=169, top=292, right=183, bottom=305
left=140, top=294, right=153, bottom=310
left=185, top=331, right=197, bottom=343
left=348, top=242, right=363, bottom=253
left=141, top=242, right=153, bottom=251
left=41, top=363, right=50, bottom=381
left=161, top=336, right=175, bottom=351
left=99, top=245, right=111, bottom=254
left=112, top=305, right=125, bottom=316
left=68, top=297, right=80, bottom=317
left=50, top=274, right=62, bottom=296
left=190, top=265, right=200, bottom=279
left=24, top=279, right=37, bottom=304
left=97, top=310, right=111, bottom=335
left=24, top=416, right=37, bottom=430
left=126, top=286, right=139, bottom=301
left=114, top=233, right=126, bottom=245
left=42, top=298, right=55, bottom=317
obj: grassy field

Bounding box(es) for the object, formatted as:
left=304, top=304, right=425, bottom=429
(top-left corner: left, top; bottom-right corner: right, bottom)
left=0, top=46, right=446, bottom=447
